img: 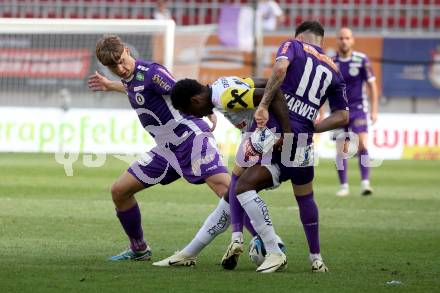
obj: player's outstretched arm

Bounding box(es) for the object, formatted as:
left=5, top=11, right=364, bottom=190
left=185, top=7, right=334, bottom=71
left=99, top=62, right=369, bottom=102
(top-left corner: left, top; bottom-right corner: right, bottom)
left=88, top=71, right=126, bottom=93
left=314, top=109, right=348, bottom=133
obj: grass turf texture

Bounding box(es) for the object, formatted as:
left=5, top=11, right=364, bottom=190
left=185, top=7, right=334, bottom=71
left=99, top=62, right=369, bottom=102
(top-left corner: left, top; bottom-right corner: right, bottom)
left=0, top=153, right=439, bottom=292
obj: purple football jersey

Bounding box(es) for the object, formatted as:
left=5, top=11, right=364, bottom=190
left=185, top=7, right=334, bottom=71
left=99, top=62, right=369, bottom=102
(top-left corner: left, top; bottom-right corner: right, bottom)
left=333, top=51, right=375, bottom=113
left=121, top=60, right=209, bottom=146
left=276, top=40, right=348, bottom=134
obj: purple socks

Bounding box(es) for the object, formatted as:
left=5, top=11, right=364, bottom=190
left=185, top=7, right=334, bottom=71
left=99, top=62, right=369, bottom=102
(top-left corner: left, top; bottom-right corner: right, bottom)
left=229, top=174, right=244, bottom=233
left=336, top=153, right=348, bottom=185
left=358, top=149, right=370, bottom=181
left=229, top=174, right=257, bottom=236
left=116, top=203, right=147, bottom=252
left=295, top=192, right=320, bottom=254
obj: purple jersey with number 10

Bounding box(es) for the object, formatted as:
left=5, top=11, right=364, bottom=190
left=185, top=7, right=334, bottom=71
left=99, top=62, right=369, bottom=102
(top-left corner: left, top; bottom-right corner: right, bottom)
left=276, top=40, right=348, bottom=134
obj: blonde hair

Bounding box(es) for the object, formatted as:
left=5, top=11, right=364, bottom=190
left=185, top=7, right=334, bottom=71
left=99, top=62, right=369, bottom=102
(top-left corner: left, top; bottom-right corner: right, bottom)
left=95, top=35, right=125, bottom=66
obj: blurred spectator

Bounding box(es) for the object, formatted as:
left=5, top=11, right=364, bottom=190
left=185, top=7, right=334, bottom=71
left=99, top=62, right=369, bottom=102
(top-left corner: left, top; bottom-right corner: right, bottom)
left=257, top=0, right=285, bottom=31
left=153, top=0, right=172, bottom=20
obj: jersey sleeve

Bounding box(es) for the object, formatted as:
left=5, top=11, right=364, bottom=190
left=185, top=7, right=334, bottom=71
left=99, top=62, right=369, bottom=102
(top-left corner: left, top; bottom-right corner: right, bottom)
left=362, top=56, right=375, bottom=82
left=275, top=40, right=295, bottom=63
left=327, top=73, right=349, bottom=112
left=146, top=63, right=176, bottom=95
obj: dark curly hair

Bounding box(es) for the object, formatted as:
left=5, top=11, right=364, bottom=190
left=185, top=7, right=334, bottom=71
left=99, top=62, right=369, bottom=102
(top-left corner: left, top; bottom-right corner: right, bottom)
left=170, top=78, right=204, bottom=110
left=295, top=20, right=324, bottom=37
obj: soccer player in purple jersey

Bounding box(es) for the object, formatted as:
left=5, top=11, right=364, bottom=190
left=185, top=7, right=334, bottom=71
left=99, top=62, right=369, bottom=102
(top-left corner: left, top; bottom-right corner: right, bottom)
left=240, top=21, right=349, bottom=273
left=88, top=35, right=234, bottom=262
left=332, top=27, right=379, bottom=197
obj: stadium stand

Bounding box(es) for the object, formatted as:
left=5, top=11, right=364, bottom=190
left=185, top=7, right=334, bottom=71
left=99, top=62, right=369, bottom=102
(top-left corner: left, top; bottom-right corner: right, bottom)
left=1, top=0, right=439, bottom=32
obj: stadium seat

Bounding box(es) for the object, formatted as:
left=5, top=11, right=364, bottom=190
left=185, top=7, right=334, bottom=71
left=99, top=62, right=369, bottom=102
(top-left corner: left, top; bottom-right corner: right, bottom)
left=422, top=16, right=430, bottom=28
left=0, top=0, right=437, bottom=32
left=329, top=15, right=337, bottom=27
left=25, top=11, right=35, bottom=18
left=352, top=16, right=360, bottom=27
left=341, top=15, right=349, bottom=27
left=364, top=15, right=372, bottom=27
left=410, top=16, right=419, bottom=28
left=375, top=16, right=383, bottom=27
left=387, top=16, right=395, bottom=28
left=435, top=16, right=440, bottom=28
left=398, top=16, right=406, bottom=28
left=2, top=11, right=12, bottom=18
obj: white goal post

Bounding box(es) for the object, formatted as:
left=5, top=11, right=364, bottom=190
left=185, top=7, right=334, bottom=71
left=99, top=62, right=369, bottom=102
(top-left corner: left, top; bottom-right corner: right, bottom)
left=0, top=18, right=175, bottom=71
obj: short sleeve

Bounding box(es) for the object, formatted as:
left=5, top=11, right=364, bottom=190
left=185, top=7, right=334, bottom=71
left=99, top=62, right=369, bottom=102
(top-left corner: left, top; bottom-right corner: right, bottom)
left=275, top=40, right=295, bottom=63
left=327, top=74, right=349, bottom=112
left=362, top=56, right=375, bottom=82
left=146, top=63, right=176, bottom=95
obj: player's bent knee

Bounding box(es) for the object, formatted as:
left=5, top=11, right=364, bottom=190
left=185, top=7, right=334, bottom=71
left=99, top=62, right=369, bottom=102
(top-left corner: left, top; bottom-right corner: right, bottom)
left=111, top=181, right=129, bottom=203
left=213, top=181, right=229, bottom=198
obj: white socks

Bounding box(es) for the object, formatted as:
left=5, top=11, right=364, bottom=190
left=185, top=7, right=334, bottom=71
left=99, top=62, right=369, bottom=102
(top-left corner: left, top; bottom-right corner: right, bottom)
left=309, top=253, right=323, bottom=263
left=181, top=197, right=231, bottom=256
left=236, top=190, right=282, bottom=254
left=232, top=232, right=243, bottom=242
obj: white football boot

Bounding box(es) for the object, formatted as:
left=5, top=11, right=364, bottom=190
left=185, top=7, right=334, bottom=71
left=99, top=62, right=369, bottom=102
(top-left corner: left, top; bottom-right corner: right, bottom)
left=311, top=258, right=329, bottom=273
left=152, top=251, right=196, bottom=267
left=221, top=236, right=244, bottom=270
left=336, top=183, right=349, bottom=197
left=361, top=180, right=373, bottom=196
left=256, top=252, right=287, bottom=273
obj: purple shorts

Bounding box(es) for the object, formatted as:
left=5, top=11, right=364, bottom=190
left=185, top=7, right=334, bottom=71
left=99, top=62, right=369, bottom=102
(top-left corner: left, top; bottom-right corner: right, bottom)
left=271, top=138, right=315, bottom=186
left=346, top=111, right=368, bottom=134
left=240, top=114, right=314, bottom=187
left=128, top=132, right=228, bottom=187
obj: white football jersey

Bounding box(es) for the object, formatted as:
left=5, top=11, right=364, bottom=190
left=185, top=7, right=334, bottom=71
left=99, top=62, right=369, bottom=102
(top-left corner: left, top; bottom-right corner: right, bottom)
left=210, top=76, right=256, bottom=132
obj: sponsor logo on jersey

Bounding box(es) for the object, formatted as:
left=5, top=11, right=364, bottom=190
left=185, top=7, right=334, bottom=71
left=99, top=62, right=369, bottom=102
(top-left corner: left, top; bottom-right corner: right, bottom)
left=227, top=89, right=249, bottom=109
left=221, top=78, right=229, bottom=88
left=152, top=74, right=172, bottom=91
left=137, top=65, right=149, bottom=72
left=135, top=93, right=145, bottom=105
left=349, top=67, right=359, bottom=76
left=133, top=85, right=144, bottom=92
left=352, top=55, right=363, bottom=63
left=136, top=72, right=144, bottom=81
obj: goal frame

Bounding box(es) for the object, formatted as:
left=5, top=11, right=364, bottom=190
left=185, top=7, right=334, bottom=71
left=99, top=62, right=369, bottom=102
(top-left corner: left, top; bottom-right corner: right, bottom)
left=0, top=18, right=176, bottom=71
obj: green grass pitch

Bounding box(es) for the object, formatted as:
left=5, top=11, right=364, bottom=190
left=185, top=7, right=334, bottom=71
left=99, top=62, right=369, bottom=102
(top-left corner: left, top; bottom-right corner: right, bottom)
left=0, top=153, right=439, bottom=292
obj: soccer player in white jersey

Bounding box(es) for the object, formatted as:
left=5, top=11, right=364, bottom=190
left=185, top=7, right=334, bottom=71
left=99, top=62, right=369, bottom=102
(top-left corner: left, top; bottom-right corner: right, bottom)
left=332, top=27, right=379, bottom=197
left=153, top=76, right=292, bottom=268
